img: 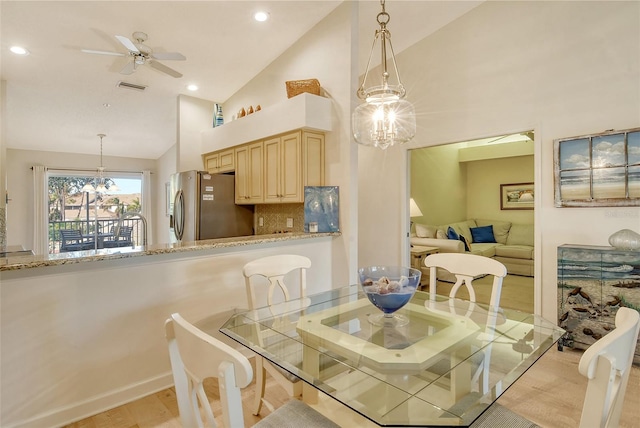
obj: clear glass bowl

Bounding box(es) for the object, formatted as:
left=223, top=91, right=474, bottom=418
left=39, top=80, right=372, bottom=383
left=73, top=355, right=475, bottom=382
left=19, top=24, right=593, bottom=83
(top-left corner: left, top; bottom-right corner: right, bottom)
left=358, top=266, right=421, bottom=327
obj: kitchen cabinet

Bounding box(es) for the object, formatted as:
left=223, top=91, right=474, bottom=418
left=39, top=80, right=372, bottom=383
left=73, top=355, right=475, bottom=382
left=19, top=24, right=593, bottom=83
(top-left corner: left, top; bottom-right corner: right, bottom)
left=235, top=142, right=263, bottom=204
left=203, top=148, right=234, bottom=173
left=264, top=131, right=325, bottom=203
left=264, top=132, right=301, bottom=203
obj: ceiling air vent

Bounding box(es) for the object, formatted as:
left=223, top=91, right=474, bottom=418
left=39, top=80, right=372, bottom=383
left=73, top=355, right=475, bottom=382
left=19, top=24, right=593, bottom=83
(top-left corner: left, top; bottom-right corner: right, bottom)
left=116, top=81, right=147, bottom=92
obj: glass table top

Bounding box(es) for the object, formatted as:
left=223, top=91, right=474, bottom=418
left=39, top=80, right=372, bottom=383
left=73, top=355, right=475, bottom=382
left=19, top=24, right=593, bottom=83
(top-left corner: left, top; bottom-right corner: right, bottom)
left=220, top=285, right=564, bottom=427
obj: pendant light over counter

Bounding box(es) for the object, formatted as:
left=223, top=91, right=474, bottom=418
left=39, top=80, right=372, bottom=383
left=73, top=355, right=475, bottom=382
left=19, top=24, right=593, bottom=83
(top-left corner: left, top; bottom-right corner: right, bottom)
left=81, top=134, right=119, bottom=193
left=352, top=0, right=416, bottom=150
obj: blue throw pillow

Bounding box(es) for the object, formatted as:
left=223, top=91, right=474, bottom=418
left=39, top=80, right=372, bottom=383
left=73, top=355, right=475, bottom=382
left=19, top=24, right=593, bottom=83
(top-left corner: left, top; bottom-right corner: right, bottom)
left=447, top=226, right=459, bottom=240
left=471, top=225, right=497, bottom=243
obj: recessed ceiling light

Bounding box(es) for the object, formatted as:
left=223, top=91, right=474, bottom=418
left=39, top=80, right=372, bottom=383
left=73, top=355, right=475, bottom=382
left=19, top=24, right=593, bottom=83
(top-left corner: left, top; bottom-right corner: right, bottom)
left=254, top=11, right=269, bottom=22
left=10, top=46, right=30, bottom=55
left=103, top=103, right=111, bottom=108
left=187, top=84, right=199, bottom=91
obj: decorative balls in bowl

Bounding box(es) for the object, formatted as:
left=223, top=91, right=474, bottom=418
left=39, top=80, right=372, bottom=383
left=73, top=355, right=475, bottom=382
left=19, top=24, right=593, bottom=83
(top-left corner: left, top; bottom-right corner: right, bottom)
left=358, top=266, right=421, bottom=327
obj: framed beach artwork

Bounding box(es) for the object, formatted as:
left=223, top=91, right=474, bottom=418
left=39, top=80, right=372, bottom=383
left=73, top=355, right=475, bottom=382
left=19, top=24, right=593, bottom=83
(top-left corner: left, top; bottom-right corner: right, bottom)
left=554, top=127, right=640, bottom=207
left=500, top=182, right=534, bottom=210
left=304, top=186, right=340, bottom=233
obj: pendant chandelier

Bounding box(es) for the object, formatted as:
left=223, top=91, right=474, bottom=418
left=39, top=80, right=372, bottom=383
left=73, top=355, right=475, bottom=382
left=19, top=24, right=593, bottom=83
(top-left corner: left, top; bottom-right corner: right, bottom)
left=352, top=0, right=416, bottom=150
left=81, top=134, right=119, bottom=193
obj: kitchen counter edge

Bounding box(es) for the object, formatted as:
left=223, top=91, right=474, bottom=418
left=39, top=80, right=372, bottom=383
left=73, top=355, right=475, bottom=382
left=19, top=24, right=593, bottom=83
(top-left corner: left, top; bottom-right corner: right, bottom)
left=0, top=232, right=340, bottom=271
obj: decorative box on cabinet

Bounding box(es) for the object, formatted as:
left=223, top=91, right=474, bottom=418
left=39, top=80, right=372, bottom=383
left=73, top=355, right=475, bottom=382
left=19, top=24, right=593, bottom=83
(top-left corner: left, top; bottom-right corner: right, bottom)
left=557, top=244, right=640, bottom=365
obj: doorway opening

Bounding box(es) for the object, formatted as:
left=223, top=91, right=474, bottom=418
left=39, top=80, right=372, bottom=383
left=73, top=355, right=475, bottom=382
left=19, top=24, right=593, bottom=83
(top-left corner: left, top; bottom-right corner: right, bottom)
left=408, top=131, right=535, bottom=312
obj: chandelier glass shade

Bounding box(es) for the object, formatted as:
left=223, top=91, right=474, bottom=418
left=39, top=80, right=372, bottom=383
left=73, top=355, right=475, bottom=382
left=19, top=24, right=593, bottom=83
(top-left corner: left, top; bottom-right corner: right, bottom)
left=352, top=0, right=416, bottom=149
left=82, top=134, right=119, bottom=193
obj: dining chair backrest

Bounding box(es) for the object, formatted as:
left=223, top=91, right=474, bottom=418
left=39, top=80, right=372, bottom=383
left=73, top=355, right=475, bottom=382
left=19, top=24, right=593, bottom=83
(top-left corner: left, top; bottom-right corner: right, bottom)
left=578, top=307, right=640, bottom=428
left=165, top=312, right=340, bottom=428
left=242, top=254, right=311, bottom=415
left=424, top=253, right=507, bottom=309
left=243, top=254, right=311, bottom=309
left=165, top=313, right=252, bottom=428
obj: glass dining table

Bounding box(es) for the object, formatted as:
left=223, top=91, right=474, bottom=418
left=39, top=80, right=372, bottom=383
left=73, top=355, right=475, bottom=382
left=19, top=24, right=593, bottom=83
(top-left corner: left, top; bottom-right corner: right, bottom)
left=220, top=285, right=564, bottom=427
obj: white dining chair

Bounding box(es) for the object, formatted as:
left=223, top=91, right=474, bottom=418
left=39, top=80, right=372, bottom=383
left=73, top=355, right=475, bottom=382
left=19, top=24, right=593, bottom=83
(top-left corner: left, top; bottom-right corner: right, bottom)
left=578, top=307, right=640, bottom=428
left=424, top=252, right=508, bottom=310
left=243, top=254, right=311, bottom=415
left=424, top=252, right=508, bottom=396
left=165, top=313, right=339, bottom=428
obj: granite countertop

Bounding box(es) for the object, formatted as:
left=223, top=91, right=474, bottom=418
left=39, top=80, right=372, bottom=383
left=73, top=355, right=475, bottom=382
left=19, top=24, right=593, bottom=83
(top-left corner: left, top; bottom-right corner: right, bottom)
left=0, top=232, right=339, bottom=271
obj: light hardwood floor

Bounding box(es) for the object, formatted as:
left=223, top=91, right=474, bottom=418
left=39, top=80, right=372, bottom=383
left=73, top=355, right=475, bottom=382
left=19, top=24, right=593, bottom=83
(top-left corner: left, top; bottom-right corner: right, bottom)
left=65, top=276, right=639, bottom=428
left=428, top=273, right=535, bottom=313
left=63, top=348, right=640, bottom=428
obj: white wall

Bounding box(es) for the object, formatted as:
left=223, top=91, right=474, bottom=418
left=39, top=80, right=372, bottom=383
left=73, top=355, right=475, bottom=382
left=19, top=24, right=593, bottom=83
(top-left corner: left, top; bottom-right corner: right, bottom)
left=1, top=80, right=6, bottom=248
left=155, top=144, right=178, bottom=245
left=0, top=237, right=335, bottom=428
left=466, top=155, right=534, bottom=224
left=177, top=94, right=214, bottom=172
left=5, top=149, right=157, bottom=248
left=359, top=1, right=640, bottom=321
left=410, top=144, right=468, bottom=226
left=222, top=2, right=359, bottom=285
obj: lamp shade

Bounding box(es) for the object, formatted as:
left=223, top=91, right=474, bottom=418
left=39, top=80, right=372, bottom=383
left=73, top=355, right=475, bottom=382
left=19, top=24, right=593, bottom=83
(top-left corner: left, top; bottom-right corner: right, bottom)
left=409, top=198, right=423, bottom=217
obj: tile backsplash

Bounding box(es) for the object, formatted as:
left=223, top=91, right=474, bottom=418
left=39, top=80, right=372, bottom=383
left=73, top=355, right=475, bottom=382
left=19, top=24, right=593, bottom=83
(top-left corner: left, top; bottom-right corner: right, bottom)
left=255, top=203, right=305, bottom=234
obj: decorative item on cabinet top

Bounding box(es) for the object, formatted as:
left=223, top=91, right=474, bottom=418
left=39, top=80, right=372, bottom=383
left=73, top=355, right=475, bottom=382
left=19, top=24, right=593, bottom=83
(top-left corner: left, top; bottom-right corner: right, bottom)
left=285, top=78, right=321, bottom=98
left=201, top=93, right=331, bottom=154
left=609, top=229, right=640, bottom=250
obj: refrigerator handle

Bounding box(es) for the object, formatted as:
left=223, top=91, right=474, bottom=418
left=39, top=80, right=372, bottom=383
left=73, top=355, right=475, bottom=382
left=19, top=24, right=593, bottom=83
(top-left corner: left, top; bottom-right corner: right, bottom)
left=173, top=189, right=185, bottom=241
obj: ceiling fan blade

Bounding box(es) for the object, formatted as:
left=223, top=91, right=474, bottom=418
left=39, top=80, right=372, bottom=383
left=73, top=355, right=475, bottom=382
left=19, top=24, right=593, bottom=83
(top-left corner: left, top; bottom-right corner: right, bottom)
left=151, top=52, right=186, bottom=61
left=120, top=61, right=136, bottom=75
left=115, top=35, right=139, bottom=53
left=81, top=49, right=126, bottom=57
left=149, top=60, right=182, bottom=78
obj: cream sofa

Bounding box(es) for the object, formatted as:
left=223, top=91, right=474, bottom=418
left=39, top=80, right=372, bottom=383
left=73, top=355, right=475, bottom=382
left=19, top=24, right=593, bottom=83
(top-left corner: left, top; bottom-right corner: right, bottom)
left=411, top=218, right=534, bottom=280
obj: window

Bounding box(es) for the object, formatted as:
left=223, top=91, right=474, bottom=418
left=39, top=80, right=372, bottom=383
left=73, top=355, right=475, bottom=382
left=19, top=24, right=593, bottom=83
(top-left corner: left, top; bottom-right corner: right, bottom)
left=554, top=127, right=640, bottom=207
left=47, top=170, right=142, bottom=253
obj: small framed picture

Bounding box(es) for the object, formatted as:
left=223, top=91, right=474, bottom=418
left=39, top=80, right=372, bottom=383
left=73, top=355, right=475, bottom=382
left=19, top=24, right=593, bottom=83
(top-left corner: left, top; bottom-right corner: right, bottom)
left=500, top=182, right=534, bottom=210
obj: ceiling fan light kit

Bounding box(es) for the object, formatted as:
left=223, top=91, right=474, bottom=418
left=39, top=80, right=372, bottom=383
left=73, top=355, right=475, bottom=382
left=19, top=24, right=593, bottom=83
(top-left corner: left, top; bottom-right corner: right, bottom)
left=82, top=31, right=186, bottom=78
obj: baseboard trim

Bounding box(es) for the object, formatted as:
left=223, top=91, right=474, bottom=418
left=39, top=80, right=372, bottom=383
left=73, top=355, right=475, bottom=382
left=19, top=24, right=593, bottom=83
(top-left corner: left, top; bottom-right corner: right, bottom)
left=5, top=373, right=174, bottom=428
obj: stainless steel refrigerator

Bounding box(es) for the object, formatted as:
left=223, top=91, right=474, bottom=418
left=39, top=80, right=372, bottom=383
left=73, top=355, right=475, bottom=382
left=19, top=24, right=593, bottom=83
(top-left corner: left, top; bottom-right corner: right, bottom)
left=169, top=171, right=254, bottom=243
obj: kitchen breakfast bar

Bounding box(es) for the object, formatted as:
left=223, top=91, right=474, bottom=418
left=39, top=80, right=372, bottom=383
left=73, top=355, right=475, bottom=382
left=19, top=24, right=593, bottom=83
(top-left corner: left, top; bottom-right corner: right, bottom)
left=0, top=232, right=340, bottom=428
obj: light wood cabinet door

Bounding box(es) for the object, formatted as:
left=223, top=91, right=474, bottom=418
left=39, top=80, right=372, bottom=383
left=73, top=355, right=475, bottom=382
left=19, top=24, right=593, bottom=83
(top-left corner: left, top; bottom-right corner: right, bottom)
left=264, top=132, right=302, bottom=203
left=235, top=142, right=263, bottom=204
left=203, top=152, right=220, bottom=173
left=302, top=131, right=325, bottom=187
left=235, top=146, right=249, bottom=203
left=247, top=142, right=264, bottom=203
left=264, top=137, right=281, bottom=202
left=218, top=148, right=235, bottom=172
left=203, top=148, right=235, bottom=173
left=281, top=132, right=302, bottom=202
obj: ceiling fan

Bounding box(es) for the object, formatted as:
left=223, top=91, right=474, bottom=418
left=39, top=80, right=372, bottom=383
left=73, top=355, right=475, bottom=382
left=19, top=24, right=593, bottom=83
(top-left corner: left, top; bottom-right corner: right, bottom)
left=82, top=31, right=186, bottom=78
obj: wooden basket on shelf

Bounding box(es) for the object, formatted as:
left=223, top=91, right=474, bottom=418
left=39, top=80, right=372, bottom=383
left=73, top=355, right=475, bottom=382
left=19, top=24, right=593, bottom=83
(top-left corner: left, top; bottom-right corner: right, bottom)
left=285, top=78, right=321, bottom=98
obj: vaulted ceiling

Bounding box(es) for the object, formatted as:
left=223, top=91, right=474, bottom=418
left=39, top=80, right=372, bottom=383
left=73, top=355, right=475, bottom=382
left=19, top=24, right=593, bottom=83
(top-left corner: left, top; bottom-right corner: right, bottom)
left=1, top=1, right=481, bottom=159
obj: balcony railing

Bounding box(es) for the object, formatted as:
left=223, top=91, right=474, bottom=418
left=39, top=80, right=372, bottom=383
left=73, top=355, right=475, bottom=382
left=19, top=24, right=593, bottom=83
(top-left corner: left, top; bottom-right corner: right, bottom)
left=49, top=219, right=145, bottom=253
